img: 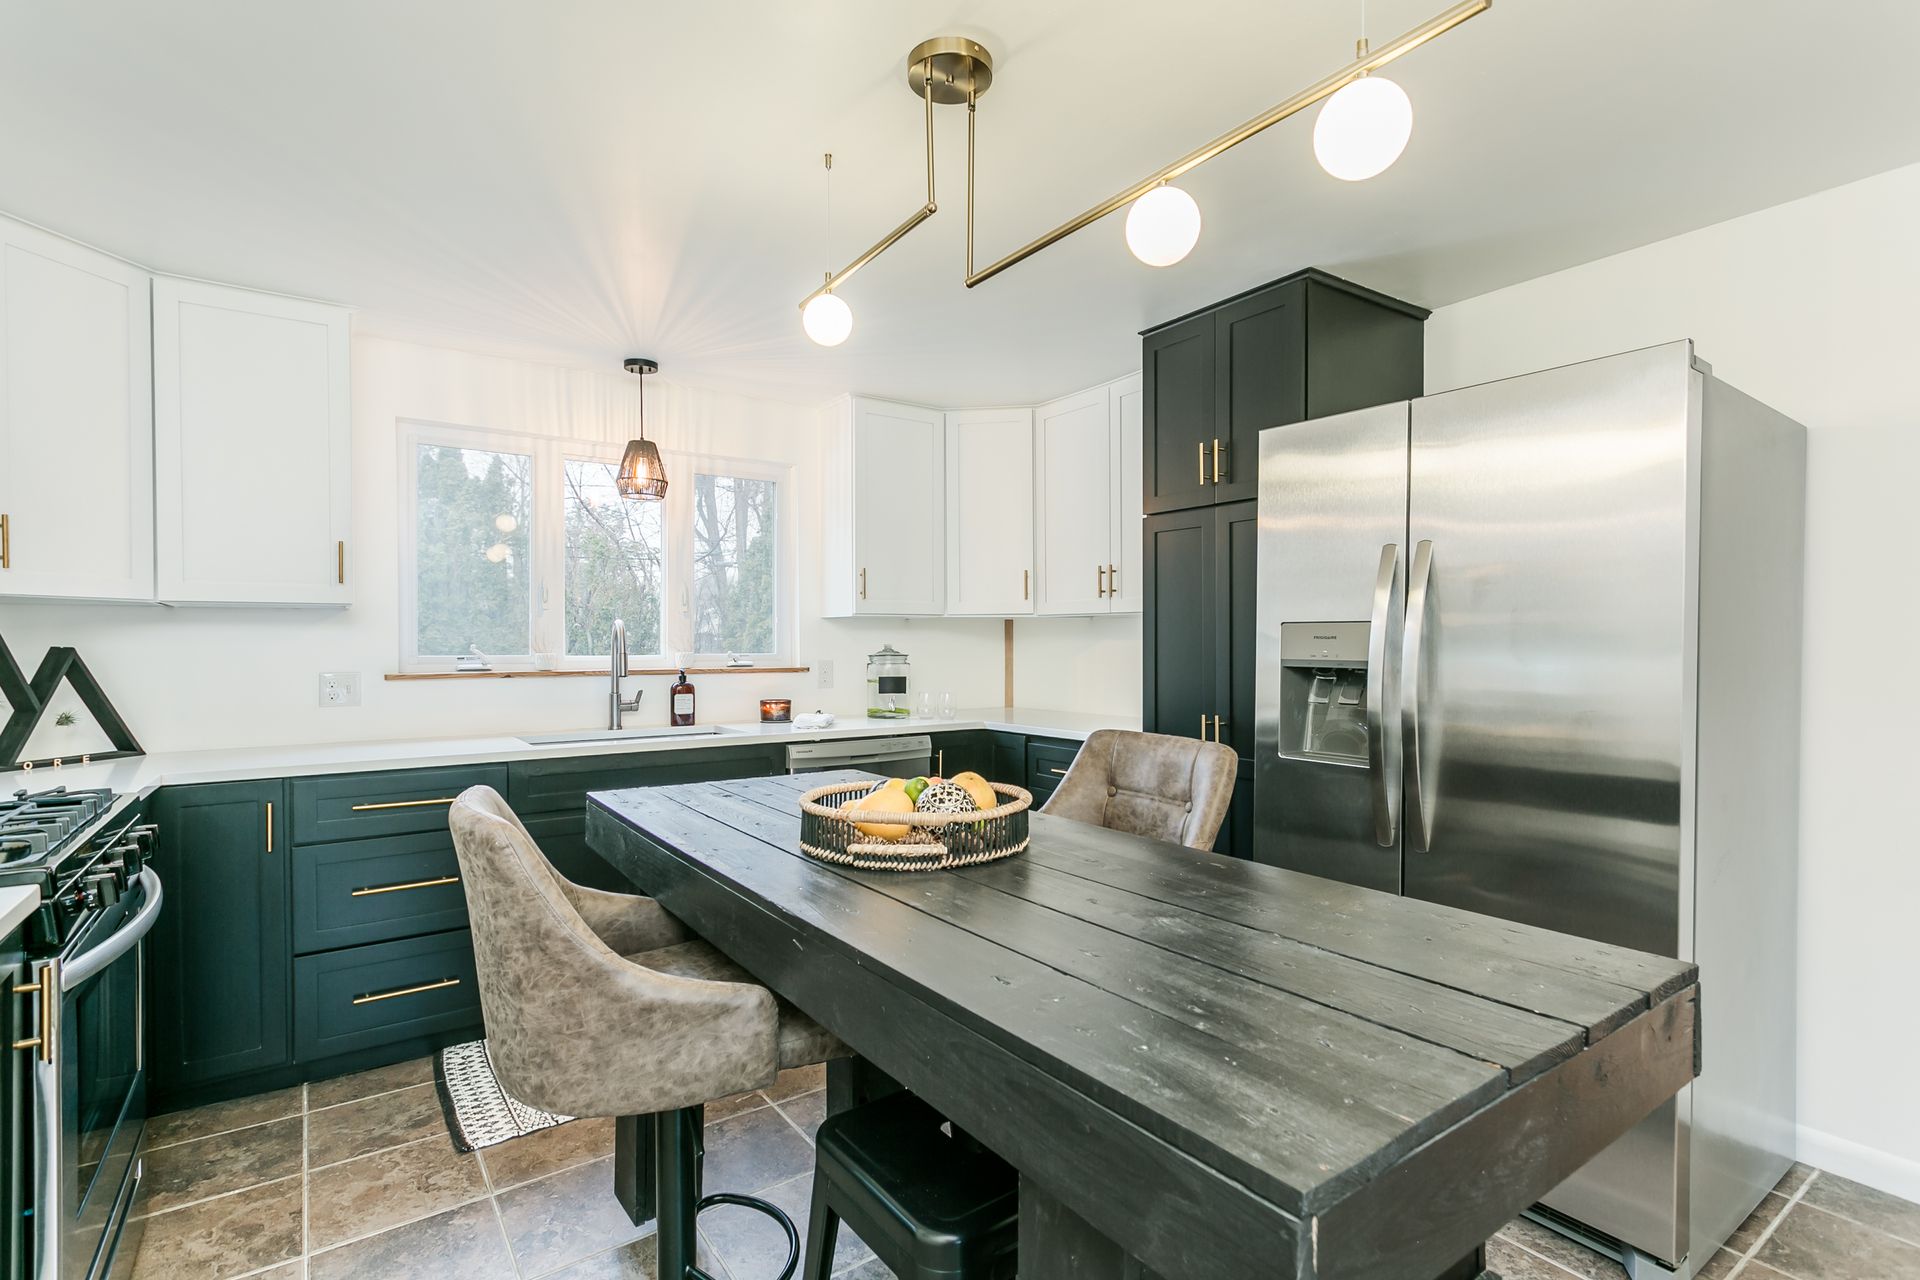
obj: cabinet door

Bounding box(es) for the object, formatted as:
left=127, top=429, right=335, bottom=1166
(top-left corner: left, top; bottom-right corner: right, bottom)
left=1213, top=499, right=1259, bottom=761
left=1142, top=315, right=1215, bottom=514
left=153, top=278, right=351, bottom=605
left=1034, top=387, right=1112, bottom=615
left=1216, top=764, right=1256, bottom=860
left=852, top=398, right=944, bottom=615
left=1212, top=283, right=1306, bottom=504
left=945, top=408, right=1033, bottom=616
left=1107, top=373, right=1144, bottom=613
left=0, top=217, right=153, bottom=601
left=1142, top=508, right=1214, bottom=740
left=150, top=781, right=290, bottom=1090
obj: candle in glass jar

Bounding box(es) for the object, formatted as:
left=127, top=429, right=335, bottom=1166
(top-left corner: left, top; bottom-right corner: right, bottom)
left=759, top=698, right=793, bottom=723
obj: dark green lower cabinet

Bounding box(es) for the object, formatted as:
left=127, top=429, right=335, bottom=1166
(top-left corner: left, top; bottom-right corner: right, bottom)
left=293, top=930, right=483, bottom=1062
left=150, top=780, right=291, bottom=1094
left=292, top=831, right=469, bottom=954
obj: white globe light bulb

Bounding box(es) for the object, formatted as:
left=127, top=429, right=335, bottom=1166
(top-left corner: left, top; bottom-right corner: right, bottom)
left=802, top=292, right=853, bottom=347
left=1313, top=75, right=1414, bottom=181
left=1124, top=185, right=1202, bottom=267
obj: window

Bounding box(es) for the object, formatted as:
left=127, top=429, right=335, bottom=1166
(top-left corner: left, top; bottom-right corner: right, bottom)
left=400, top=425, right=791, bottom=672
left=411, top=442, right=534, bottom=660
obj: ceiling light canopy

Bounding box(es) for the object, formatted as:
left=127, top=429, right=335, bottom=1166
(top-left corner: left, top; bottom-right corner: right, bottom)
left=795, top=0, right=1487, bottom=337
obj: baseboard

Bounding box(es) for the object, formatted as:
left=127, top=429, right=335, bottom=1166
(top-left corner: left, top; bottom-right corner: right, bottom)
left=1798, top=1123, right=1920, bottom=1202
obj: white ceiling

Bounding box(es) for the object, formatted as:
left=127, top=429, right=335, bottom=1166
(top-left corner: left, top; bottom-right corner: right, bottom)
left=3, top=1, right=1916, bottom=406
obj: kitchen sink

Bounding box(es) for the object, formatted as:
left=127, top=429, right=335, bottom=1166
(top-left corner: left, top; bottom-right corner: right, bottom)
left=517, top=725, right=741, bottom=746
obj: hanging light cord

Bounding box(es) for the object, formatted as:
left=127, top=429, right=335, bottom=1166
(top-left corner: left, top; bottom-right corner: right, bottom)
left=822, top=153, right=834, bottom=287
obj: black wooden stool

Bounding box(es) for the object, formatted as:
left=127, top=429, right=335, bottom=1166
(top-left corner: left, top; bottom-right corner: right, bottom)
left=802, top=1092, right=1017, bottom=1280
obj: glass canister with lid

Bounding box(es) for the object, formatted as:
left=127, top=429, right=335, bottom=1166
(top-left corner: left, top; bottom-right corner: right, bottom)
left=866, top=644, right=911, bottom=718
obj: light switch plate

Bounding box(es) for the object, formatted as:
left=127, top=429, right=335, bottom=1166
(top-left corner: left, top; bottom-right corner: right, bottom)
left=318, top=672, right=361, bottom=707
left=816, top=659, right=834, bottom=689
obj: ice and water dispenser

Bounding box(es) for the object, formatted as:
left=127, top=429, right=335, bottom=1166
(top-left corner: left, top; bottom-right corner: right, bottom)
left=1276, top=620, right=1373, bottom=764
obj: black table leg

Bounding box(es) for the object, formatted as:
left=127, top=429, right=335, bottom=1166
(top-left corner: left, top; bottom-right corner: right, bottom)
left=614, top=1113, right=656, bottom=1227
left=825, top=1055, right=903, bottom=1117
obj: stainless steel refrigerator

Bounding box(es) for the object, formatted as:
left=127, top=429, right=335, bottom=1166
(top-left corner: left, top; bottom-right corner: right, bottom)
left=1253, top=342, right=1802, bottom=1279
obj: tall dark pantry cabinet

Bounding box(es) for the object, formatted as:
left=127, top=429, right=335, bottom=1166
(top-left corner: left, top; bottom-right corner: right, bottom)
left=1140, top=268, right=1425, bottom=859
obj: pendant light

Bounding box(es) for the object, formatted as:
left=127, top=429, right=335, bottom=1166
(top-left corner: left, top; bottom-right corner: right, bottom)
left=616, top=358, right=668, bottom=501
left=802, top=154, right=853, bottom=346
left=1125, top=182, right=1203, bottom=267
left=1314, top=4, right=1416, bottom=182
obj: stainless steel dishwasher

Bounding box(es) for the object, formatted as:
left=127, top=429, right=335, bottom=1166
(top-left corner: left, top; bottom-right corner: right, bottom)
left=786, top=735, right=932, bottom=779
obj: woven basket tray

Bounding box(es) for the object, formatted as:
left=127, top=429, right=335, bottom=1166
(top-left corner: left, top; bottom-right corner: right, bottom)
left=798, top=780, right=1032, bottom=871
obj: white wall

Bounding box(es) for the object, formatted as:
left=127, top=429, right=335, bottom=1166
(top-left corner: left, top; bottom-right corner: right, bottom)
left=2, top=336, right=1022, bottom=753
left=1012, top=615, right=1141, bottom=715
left=1424, top=161, right=1920, bottom=1200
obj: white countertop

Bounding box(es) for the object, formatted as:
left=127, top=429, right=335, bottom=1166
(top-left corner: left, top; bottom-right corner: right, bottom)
left=0, top=886, right=41, bottom=940
left=0, top=707, right=1137, bottom=796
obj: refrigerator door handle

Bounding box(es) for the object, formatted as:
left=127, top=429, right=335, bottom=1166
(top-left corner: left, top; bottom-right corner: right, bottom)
left=1366, top=543, right=1405, bottom=847
left=1402, top=539, right=1437, bottom=851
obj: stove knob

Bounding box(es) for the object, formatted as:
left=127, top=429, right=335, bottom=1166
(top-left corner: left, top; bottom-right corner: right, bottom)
left=84, top=872, right=121, bottom=909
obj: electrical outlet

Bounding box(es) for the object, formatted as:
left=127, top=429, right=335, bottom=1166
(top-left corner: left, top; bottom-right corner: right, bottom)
left=816, top=659, right=834, bottom=689
left=318, top=672, right=361, bottom=707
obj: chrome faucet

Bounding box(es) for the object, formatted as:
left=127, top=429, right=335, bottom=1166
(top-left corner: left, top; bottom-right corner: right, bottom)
left=609, top=619, right=641, bottom=729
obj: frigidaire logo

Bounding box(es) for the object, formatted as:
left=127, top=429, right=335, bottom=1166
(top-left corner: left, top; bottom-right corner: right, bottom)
left=1312, top=634, right=1339, bottom=640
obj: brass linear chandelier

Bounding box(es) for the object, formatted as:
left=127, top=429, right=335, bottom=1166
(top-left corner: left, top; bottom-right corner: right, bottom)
left=798, top=0, right=1489, bottom=346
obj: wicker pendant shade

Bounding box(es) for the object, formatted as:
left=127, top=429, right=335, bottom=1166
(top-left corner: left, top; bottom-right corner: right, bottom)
left=618, top=357, right=668, bottom=501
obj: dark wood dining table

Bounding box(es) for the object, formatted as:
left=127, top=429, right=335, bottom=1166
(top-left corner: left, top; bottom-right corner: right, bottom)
left=586, top=770, right=1699, bottom=1280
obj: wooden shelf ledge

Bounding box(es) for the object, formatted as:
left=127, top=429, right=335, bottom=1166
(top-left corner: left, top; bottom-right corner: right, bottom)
left=386, top=667, right=810, bottom=682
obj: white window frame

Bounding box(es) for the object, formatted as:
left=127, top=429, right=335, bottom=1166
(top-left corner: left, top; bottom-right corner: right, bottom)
left=673, top=453, right=795, bottom=667
left=398, top=423, right=793, bottom=673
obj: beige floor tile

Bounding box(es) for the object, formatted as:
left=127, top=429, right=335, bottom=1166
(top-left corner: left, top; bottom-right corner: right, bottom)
left=307, top=1198, right=515, bottom=1280
left=494, top=1156, right=649, bottom=1277
left=145, top=1086, right=304, bottom=1149
left=306, top=1055, right=435, bottom=1111
left=130, top=1176, right=303, bottom=1278
left=306, top=1135, right=488, bottom=1251
left=1799, top=1170, right=1920, bottom=1246
left=478, top=1116, right=615, bottom=1190
left=1726, top=1192, right=1792, bottom=1255
left=307, top=1082, right=445, bottom=1167
left=1493, top=1217, right=1624, bottom=1278
left=1692, top=1249, right=1741, bottom=1279
left=1755, top=1200, right=1920, bottom=1279
left=763, top=1062, right=826, bottom=1103
left=1486, top=1236, right=1584, bottom=1279
left=140, top=1116, right=305, bottom=1216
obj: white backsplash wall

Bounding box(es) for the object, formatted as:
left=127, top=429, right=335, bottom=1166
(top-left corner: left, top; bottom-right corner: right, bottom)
left=0, top=336, right=1012, bottom=753
left=1012, top=615, right=1142, bottom=717
left=1424, top=160, right=1920, bottom=1201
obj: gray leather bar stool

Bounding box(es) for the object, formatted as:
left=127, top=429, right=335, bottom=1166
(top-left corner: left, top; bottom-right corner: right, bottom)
left=448, top=786, right=846, bottom=1280
left=1040, top=728, right=1239, bottom=851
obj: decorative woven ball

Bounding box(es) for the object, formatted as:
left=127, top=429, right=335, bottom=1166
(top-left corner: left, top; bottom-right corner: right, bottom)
left=914, top=781, right=979, bottom=815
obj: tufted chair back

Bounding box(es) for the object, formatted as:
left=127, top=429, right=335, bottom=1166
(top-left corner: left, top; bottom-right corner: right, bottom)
left=1039, top=729, right=1239, bottom=851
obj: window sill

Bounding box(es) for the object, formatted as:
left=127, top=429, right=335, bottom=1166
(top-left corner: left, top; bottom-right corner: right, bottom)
left=385, top=666, right=808, bottom=682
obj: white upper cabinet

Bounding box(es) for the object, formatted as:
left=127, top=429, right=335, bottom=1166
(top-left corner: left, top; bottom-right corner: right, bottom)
left=822, top=396, right=945, bottom=616
left=153, top=278, right=351, bottom=606
left=1034, top=374, right=1142, bottom=616
left=945, top=408, right=1034, bottom=616
left=0, top=217, right=154, bottom=601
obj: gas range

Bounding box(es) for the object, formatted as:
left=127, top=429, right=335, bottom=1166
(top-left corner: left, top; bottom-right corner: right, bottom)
left=0, top=784, right=152, bottom=955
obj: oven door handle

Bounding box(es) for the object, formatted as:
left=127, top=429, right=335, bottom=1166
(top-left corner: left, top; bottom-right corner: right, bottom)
left=61, top=869, right=163, bottom=991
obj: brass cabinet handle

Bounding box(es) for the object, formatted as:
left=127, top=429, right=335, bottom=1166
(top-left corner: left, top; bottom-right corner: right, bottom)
left=859, top=567, right=868, bottom=600
left=1201, top=713, right=1209, bottom=740
left=1198, top=441, right=1208, bottom=485
left=351, top=875, right=460, bottom=898
left=1212, top=438, right=1226, bottom=484
left=12, top=961, right=56, bottom=1064
left=353, top=976, right=460, bottom=1006
left=349, top=797, right=457, bottom=811
left=1107, top=563, right=1118, bottom=595
left=0, top=513, right=9, bottom=568
left=1096, top=565, right=1107, bottom=598
left=1212, top=714, right=1225, bottom=743
left=337, top=540, right=346, bottom=585
left=1023, top=569, right=1029, bottom=601
left=1048, top=767, right=1069, bottom=777
left=936, top=749, right=944, bottom=775
left=265, top=801, right=273, bottom=854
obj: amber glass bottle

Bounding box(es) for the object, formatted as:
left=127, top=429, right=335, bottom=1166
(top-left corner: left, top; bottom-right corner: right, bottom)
left=670, top=669, right=696, bottom=726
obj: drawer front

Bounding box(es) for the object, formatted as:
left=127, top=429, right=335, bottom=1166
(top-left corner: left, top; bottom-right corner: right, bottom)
left=507, top=745, right=780, bottom=816
left=291, top=765, right=507, bottom=843
left=294, top=930, right=482, bottom=1061
left=1027, top=739, right=1082, bottom=791
left=292, top=832, right=470, bottom=954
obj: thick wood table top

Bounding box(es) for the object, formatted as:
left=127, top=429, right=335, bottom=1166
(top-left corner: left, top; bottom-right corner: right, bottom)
left=587, top=771, right=1699, bottom=1280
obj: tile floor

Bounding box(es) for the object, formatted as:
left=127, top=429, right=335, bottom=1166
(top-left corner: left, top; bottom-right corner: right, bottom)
left=129, top=1058, right=884, bottom=1280
left=130, top=1058, right=1920, bottom=1280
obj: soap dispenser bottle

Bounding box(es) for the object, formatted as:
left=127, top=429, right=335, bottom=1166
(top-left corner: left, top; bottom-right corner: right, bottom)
left=670, top=669, right=696, bottom=726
